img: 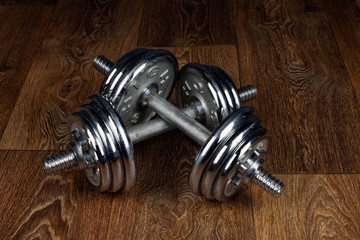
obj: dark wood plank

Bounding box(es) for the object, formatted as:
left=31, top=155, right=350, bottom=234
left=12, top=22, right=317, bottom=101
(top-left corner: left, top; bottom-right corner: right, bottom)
left=233, top=0, right=360, bottom=173
left=0, top=0, right=57, bottom=5
left=0, top=150, right=77, bottom=239
left=252, top=174, right=360, bottom=239
left=0, top=0, right=144, bottom=150
left=325, top=0, right=360, bottom=104
left=138, top=0, right=236, bottom=46
left=0, top=5, right=55, bottom=138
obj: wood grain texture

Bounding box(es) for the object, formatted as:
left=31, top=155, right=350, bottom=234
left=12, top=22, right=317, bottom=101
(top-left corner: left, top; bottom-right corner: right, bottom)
left=0, top=0, right=57, bottom=5
left=325, top=0, right=360, bottom=104
left=233, top=0, right=360, bottom=173
left=252, top=174, right=360, bottom=240
left=138, top=0, right=236, bottom=46
left=1, top=0, right=360, bottom=239
left=0, top=0, right=144, bottom=150
left=0, top=5, right=55, bottom=138
left=0, top=150, right=76, bottom=239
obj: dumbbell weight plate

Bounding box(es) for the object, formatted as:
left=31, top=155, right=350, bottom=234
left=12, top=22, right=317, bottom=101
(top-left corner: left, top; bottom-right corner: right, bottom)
left=200, top=117, right=262, bottom=199
left=189, top=106, right=255, bottom=195
left=178, top=63, right=238, bottom=130
left=69, top=111, right=112, bottom=191
left=214, top=130, right=271, bottom=201
left=101, top=49, right=178, bottom=126
left=91, top=95, right=136, bottom=192
left=82, top=100, right=124, bottom=192
left=68, top=95, right=136, bottom=192
left=101, top=48, right=150, bottom=93
left=207, top=66, right=241, bottom=112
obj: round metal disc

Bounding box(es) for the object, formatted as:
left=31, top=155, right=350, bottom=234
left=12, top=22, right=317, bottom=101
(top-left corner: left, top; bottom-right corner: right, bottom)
left=68, top=112, right=112, bottom=191
left=207, top=66, right=235, bottom=114
left=83, top=101, right=125, bottom=192
left=101, top=49, right=150, bottom=91
left=178, top=63, right=231, bottom=130
left=200, top=117, right=262, bottom=199
left=188, top=107, right=255, bottom=195
left=91, top=95, right=137, bottom=191
left=214, top=130, right=270, bottom=201
left=208, top=66, right=241, bottom=111
left=101, top=49, right=178, bottom=126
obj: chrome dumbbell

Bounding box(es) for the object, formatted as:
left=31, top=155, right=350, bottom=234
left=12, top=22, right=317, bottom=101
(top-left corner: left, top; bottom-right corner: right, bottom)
left=43, top=49, right=256, bottom=193
left=43, top=49, right=178, bottom=192
left=93, top=52, right=284, bottom=201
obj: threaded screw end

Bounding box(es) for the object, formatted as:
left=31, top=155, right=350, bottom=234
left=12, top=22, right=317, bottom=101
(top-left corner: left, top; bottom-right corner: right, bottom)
left=252, top=167, right=284, bottom=197
left=93, top=55, right=114, bottom=75
left=43, top=150, right=77, bottom=174
left=238, top=85, right=257, bottom=102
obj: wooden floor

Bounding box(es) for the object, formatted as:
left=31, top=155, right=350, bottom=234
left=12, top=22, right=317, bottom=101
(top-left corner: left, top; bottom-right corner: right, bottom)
left=0, top=0, right=359, bottom=239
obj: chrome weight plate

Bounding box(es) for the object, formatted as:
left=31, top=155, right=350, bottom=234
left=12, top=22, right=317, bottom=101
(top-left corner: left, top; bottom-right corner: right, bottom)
left=178, top=63, right=231, bottom=130
left=101, top=49, right=178, bottom=126
left=188, top=106, right=255, bottom=195
left=101, top=48, right=150, bottom=90
left=207, top=66, right=241, bottom=111
left=82, top=100, right=124, bottom=192
left=214, top=130, right=271, bottom=201
left=206, top=66, right=235, bottom=114
left=200, top=117, right=262, bottom=199
left=91, top=95, right=137, bottom=192
left=67, top=95, right=137, bottom=192
left=69, top=111, right=112, bottom=192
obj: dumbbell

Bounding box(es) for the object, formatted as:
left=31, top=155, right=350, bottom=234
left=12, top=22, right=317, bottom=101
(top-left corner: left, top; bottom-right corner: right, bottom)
left=43, top=49, right=257, bottom=194
left=92, top=53, right=284, bottom=200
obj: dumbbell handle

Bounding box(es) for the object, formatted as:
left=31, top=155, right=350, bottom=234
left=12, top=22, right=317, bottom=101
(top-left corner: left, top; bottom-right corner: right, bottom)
left=147, top=94, right=210, bottom=145
left=127, top=106, right=196, bottom=144
left=126, top=85, right=257, bottom=144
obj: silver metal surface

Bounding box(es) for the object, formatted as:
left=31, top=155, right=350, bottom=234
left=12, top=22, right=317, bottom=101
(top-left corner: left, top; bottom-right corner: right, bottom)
left=43, top=150, right=76, bottom=173
left=91, top=95, right=136, bottom=192
left=93, top=55, right=113, bottom=75
left=44, top=95, right=136, bottom=192
left=238, top=85, right=257, bottom=102
left=95, top=49, right=178, bottom=126
left=127, top=106, right=197, bottom=144
left=178, top=63, right=257, bottom=130
left=147, top=94, right=211, bottom=145
left=201, top=117, right=264, bottom=200
left=188, top=107, right=255, bottom=196
left=188, top=107, right=284, bottom=201
left=178, top=64, right=231, bottom=130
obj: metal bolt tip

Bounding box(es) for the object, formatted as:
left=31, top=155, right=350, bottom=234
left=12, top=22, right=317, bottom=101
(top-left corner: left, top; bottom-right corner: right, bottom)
left=43, top=151, right=77, bottom=174
left=252, top=167, right=285, bottom=197
left=238, top=85, right=257, bottom=102
left=93, top=55, right=113, bottom=75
